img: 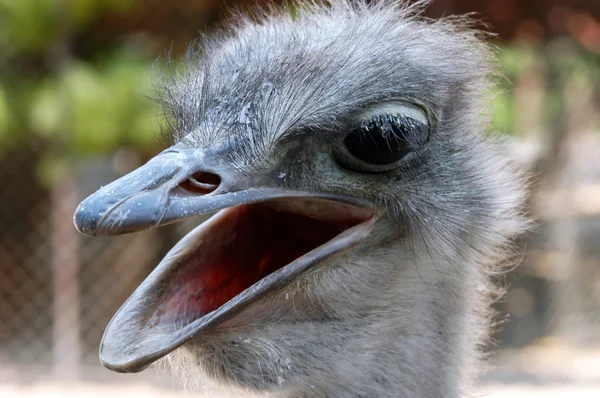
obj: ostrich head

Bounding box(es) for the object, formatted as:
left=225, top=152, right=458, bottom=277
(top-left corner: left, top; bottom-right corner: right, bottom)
left=74, top=1, right=526, bottom=396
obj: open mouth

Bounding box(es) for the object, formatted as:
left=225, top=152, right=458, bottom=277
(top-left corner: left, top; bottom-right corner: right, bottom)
left=99, top=197, right=376, bottom=372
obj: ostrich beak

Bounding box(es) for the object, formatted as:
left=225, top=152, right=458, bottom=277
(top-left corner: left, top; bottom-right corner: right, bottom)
left=73, top=145, right=377, bottom=373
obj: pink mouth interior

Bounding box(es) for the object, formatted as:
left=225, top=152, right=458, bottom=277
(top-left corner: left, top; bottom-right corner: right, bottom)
left=147, top=201, right=371, bottom=329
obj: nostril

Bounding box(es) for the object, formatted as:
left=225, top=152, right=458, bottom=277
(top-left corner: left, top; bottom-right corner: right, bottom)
left=180, top=171, right=221, bottom=195
left=192, top=171, right=221, bottom=186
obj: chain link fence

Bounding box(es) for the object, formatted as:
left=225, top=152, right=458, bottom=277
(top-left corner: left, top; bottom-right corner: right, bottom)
left=0, top=145, right=200, bottom=376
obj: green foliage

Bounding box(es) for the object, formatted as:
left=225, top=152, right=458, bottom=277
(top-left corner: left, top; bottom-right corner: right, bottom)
left=0, top=0, right=137, bottom=52
left=0, top=0, right=60, bottom=53
left=28, top=53, right=160, bottom=155
left=490, top=88, right=515, bottom=135
left=496, top=45, right=539, bottom=81
left=70, top=0, right=137, bottom=30
left=0, top=81, right=23, bottom=155
left=0, top=85, right=11, bottom=139
left=490, top=41, right=600, bottom=137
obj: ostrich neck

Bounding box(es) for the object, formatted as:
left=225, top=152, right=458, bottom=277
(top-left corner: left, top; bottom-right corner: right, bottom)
left=297, top=261, right=481, bottom=398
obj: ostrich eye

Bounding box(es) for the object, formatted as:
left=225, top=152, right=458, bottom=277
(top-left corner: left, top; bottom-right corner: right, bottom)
left=336, top=110, right=430, bottom=173
left=345, top=115, right=417, bottom=164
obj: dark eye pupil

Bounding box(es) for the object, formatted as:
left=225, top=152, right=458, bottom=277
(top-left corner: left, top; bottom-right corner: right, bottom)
left=343, top=115, right=423, bottom=165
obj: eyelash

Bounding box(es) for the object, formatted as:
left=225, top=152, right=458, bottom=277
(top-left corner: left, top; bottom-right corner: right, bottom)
left=333, top=114, right=430, bottom=173
left=354, top=114, right=427, bottom=147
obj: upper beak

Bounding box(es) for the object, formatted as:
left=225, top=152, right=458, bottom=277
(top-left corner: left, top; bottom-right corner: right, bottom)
left=74, top=145, right=369, bottom=236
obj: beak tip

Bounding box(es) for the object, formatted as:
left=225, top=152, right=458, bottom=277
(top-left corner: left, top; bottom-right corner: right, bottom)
left=100, top=328, right=157, bottom=374
left=73, top=199, right=102, bottom=236
left=99, top=352, right=138, bottom=374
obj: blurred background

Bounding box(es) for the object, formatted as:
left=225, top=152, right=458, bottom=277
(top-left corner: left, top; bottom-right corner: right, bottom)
left=0, top=0, right=599, bottom=397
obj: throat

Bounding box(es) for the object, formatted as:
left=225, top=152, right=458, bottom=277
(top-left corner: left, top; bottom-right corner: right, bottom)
left=150, top=204, right=348, bottom=328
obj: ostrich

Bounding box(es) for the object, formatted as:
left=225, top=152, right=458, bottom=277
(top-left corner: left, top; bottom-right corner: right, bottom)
left=74, top=1, right=527, bottom=397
